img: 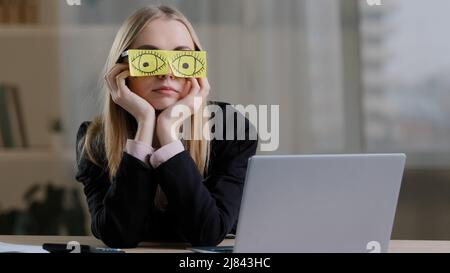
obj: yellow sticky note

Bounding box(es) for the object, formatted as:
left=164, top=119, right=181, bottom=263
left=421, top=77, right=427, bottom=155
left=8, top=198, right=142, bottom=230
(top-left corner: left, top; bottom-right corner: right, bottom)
left=126, top=49, right=207, bottom=78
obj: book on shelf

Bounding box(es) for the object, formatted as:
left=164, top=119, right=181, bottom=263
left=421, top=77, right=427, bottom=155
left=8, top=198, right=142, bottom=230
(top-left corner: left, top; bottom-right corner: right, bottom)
left=0, top=83, right=28, bottom=149
left=7, top=0, right=20, bottom=24
left=0, top=0, right=5, bottom=24
left=0, top=0, right=40, bottom=25
left=23, top=0, right=39, bottom=24
left=0, top=84, right=12, bottom=148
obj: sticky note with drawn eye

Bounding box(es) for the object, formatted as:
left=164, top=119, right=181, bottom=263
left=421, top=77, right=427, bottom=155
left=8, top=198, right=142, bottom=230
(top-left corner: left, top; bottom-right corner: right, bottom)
left=167, top=51, right=207, bottom=78
left=124, top=49, right=207, bottom=78
left=126, top=50, right=169, bottom=77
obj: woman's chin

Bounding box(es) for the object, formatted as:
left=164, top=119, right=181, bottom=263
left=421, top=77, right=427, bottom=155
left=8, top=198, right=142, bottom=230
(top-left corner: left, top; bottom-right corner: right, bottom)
left=150, top=98, right=178, bottom=111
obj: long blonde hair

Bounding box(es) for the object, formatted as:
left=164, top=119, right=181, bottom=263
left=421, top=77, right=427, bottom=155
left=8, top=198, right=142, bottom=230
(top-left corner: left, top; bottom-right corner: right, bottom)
left=79, top=5, right=210, bottom=187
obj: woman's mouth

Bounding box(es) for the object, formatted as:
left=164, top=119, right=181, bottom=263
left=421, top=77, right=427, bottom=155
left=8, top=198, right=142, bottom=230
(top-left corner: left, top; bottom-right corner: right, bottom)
left=152, top=86, right=179, bottom=96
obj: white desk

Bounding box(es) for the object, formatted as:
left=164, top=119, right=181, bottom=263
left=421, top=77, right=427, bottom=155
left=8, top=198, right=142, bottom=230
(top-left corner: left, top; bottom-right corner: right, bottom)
left=1, top=236, right=450, bottom=253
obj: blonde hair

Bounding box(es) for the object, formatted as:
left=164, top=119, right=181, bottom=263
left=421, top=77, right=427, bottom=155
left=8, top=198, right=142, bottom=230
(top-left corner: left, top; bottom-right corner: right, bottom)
left=79, top=5, right=210, bottom=207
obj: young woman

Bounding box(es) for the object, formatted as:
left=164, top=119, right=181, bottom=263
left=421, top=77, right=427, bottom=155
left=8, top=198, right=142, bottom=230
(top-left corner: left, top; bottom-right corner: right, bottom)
left=75, top=5, right=258, bottom=248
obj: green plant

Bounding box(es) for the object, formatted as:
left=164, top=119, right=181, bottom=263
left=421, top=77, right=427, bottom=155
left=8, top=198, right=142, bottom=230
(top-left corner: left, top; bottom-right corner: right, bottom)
left=0, top=182, right=87, bottom=235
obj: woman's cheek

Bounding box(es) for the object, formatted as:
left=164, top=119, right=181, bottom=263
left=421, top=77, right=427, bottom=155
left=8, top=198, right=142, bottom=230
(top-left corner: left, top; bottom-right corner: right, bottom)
left=127, top=78, right=140, bottom=93
left=129, top=78, right=154, bottom=96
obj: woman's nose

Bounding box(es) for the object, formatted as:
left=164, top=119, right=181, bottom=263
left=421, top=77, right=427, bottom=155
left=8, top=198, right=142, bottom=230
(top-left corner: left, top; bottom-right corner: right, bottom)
left=157, top=66, right=176, bottom=80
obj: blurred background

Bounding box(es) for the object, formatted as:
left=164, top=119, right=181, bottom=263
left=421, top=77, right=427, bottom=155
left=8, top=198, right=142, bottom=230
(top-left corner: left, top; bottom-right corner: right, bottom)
left=0, top=0, right=449, bottom=239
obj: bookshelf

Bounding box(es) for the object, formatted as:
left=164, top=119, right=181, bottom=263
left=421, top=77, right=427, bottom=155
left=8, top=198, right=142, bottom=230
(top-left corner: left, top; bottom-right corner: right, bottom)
left=0, top=0, right=40, bottom=25
left=0, top=0, right=148, bottom=235
left=0, top=0, right=133, bottom=235
left=0, top=0, right=90, bottom=235
left=0, top=0, right=60, bottom=152
left=0, top=0, right=115, bottom=173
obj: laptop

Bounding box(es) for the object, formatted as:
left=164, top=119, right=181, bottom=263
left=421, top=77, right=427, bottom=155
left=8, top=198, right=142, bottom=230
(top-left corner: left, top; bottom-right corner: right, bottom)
left=191, top=154, right=406, bottom=253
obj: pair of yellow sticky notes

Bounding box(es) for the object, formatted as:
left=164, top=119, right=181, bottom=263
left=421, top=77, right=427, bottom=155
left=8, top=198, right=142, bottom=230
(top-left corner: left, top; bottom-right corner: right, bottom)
left=125, top=49, right=207, bottom=78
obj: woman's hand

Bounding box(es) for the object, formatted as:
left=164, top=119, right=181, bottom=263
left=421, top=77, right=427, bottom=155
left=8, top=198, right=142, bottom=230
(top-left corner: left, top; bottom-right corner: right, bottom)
left=105, top=63, right=156, bottom=124
left=156, top=78, right=210, bottom=146
left=105, top=63, right=156, bottom=144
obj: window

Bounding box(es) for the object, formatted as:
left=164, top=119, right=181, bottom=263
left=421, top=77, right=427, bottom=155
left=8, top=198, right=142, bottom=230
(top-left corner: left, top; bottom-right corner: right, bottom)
left=360, top=0, right=450, bottom=166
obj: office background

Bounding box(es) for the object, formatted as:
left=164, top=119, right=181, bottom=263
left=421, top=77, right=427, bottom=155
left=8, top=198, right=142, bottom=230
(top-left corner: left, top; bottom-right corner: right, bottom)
left=0, top=0, right=449, bottom=239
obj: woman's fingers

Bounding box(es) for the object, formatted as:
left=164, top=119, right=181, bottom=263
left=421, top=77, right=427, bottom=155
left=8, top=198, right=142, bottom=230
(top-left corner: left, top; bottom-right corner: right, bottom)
left=186, top=78, right=209, bottom=110
left=177, top=79, right=196, bottom=107
left=115, top=70, right=130, bottom=92
left=106, top=64, right=128, bottom=95
left=182, top=80, right=192, bottom=97
left=112, top=70, right=126, bottom=99
left=185, top=78, right=201, bottom=110
left=104, top=64, right=156, bottom=124
left=106, top=63, right=127, bottom=82
left=198, top=77, right=210, bottom=99
left=190, top=77, right=201, bottom=96
left=109, top=62, right=128, bottom=73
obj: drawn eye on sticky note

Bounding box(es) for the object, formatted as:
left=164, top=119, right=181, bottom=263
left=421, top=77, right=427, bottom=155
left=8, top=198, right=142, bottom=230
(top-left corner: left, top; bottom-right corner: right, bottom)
left=124, top=50, right=207, bottom=78
left=168, top=51, right=207, bottom=78
left=127, top=50, right=169, bottom=77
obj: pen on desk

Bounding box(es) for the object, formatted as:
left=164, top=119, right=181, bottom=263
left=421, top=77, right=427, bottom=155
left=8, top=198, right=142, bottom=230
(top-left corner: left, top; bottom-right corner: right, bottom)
left=89, top=246, right=124, bottom=253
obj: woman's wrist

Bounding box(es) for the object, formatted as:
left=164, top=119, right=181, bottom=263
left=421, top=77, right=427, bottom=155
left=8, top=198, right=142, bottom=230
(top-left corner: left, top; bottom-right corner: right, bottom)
left=135, top=119, right=156, bottom=146
left=157, top=119, right=180, bottom=147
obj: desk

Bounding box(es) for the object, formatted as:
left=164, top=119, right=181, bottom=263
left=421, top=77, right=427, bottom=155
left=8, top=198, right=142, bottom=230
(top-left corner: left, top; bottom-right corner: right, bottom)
left=0, top=236, right=233, bottom=253
left=1, top=236, right=449, bottom=253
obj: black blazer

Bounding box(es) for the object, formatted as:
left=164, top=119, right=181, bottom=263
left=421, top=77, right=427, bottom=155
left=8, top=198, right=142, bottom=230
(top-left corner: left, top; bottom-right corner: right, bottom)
left=75, top=101, right=258, bottom=248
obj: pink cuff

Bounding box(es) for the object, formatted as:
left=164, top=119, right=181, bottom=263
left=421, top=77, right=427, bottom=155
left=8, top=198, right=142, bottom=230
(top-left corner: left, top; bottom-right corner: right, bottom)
left=150, top=140, right=185, bottom=168
left=125, top=139, right=155, bottom=164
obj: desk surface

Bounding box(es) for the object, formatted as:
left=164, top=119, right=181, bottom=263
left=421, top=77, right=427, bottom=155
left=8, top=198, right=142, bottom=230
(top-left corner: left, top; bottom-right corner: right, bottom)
left=1, top=236, right=450, bottom=253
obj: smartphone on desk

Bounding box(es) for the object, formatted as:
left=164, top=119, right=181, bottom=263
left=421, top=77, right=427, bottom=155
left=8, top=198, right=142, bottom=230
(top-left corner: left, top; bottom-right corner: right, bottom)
left=43, top=243, right=124, bottom=253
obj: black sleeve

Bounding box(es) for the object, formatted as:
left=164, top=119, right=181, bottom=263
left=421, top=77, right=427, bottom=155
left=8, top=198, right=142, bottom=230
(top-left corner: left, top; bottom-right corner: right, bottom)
left=75, top=122, right=158, bottom=248
left=154, top=113, right=258, bottom=246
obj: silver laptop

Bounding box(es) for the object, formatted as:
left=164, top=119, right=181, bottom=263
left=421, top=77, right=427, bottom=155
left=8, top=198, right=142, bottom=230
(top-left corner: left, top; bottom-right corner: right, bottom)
left=192, top=154, right=406, bottom=253
left=231, top=154, right=406, bottom=253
